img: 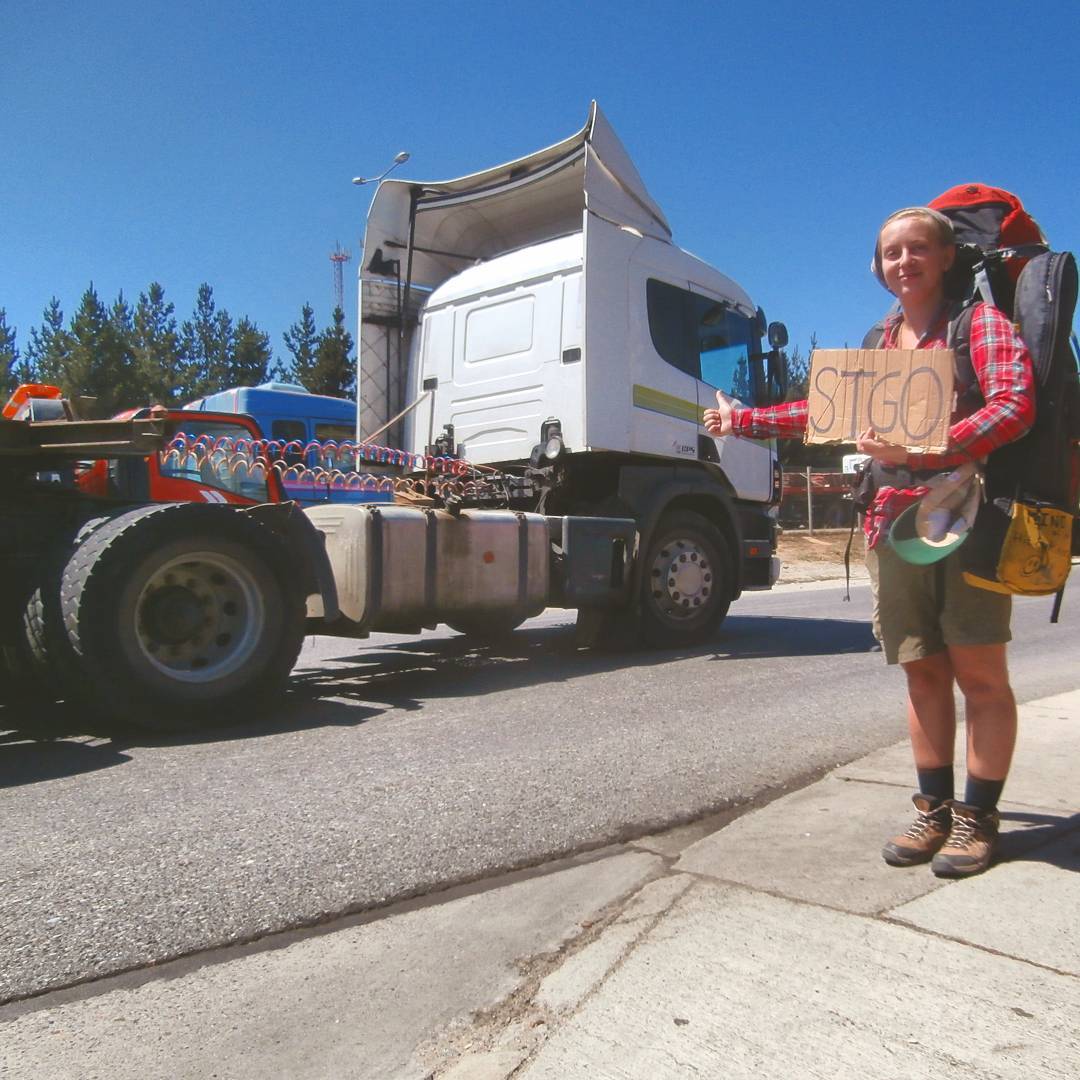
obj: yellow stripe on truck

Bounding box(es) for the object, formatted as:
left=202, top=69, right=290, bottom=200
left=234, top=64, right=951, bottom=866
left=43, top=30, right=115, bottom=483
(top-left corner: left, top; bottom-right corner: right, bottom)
left=632, top=384, right=701, bottom=424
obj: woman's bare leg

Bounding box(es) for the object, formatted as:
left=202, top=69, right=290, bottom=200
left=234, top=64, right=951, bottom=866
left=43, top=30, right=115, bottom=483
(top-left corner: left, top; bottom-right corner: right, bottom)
left=947, top=643, right=1016, bottom=781
left=902, top=652, right=957, bottom=767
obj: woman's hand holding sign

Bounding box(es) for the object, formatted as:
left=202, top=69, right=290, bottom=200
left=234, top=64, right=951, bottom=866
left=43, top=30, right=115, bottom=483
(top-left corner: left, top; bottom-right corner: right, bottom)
left=703, top=390, right=735, bottom=437
left=856, top=427, right=909, bottom=466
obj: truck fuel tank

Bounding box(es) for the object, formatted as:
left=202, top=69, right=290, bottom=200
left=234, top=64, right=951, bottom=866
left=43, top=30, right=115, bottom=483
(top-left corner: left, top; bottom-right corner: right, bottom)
left=303, top=504, right=550, bottom=631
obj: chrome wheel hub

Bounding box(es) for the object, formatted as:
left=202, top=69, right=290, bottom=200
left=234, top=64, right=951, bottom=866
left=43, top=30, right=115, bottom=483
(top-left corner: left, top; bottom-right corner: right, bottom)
left=649, top=538, right=713, bottom=620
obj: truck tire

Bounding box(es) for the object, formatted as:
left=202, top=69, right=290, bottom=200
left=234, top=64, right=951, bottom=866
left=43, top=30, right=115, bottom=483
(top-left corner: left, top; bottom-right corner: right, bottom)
left=4, top=584, right=80, bottom=708
left=10, top=516, right=118, bottom=703
left=638, top=510, right=731, bottom=648
left=60, top=503, right=306, bottom=731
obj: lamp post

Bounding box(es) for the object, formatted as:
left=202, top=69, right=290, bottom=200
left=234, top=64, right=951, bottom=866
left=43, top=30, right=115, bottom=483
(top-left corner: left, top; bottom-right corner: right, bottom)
left=351, top=151, right=410, bottom=187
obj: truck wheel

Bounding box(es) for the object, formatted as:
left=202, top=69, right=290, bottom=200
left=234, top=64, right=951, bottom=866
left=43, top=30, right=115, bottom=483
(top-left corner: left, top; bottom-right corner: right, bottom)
left=60, top=504, right=306, bottom=731
left=446, top=614, right=527, bottom=641
left=11, top=516, right=117, bottom=703
left=639, top=510, right=731, bottom=648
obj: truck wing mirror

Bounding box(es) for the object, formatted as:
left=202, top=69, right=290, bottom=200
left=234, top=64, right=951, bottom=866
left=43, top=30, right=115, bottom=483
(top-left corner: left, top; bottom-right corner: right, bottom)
left=766, top=322, right=789, bottom=404
left=767, top=321, right=789, bottom=349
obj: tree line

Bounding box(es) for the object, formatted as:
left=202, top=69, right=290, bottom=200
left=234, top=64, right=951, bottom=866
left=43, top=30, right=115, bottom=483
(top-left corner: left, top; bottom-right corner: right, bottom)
left=0, top=283, right=354, bottom=418
left=2, top=286, right=836, bottom=466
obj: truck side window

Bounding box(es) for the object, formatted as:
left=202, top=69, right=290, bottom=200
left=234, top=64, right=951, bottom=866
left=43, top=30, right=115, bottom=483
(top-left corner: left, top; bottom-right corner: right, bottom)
left=695, top=296, right=755, bottom=403
left=646, top=279, right=699, bottom=379
left=647, top=279, right=760, bottom=402
left=272, top=419, right=307, bottom=467
left=314, top=422, right=355, bottom=442
left=272, top=420, right=306, bottom=442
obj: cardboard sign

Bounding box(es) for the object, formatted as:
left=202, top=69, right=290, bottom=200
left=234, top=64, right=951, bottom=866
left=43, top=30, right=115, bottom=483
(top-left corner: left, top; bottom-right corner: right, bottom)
left=805, top=348, right=954, bottom=452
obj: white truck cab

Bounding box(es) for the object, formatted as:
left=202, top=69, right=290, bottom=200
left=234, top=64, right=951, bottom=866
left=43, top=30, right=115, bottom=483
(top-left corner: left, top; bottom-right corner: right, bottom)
left=351, top=103, right=788, bottom=646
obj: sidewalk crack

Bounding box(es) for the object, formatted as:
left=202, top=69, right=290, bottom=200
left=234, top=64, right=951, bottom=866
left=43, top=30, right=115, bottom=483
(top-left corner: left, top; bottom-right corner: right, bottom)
left=418, top=874, right=699, bottom=1078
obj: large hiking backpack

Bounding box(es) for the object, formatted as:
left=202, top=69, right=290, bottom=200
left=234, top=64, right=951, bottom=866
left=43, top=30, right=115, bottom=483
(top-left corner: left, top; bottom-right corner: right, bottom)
left=864, top=185, right=1080, bottom=612
left=930, top=183, right=1048, bottom=309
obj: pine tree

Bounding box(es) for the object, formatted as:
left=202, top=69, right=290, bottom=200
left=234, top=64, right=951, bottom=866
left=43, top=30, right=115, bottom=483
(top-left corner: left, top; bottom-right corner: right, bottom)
left=283, top=303, right=319, bottom=388
left=783, top=343, right=809, bottom=402
left=179, top=284, right=232, bottom=398
left=62, top=285, right=138, bottom=417
left=25, top=298, right=74, bottom=387
left=133, top=282, right=182, bottom=405
left=308, top=307, right=355, bottom=398
left=230, top=317, right=273, bottom=387
left=110, top=292, right=139, bottom=403
left=0, top=309, right=28, bottom=396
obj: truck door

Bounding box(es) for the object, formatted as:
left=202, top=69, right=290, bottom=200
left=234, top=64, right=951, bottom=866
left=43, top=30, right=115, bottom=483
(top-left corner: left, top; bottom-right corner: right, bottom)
left=622, top=269, right=703, bottom=462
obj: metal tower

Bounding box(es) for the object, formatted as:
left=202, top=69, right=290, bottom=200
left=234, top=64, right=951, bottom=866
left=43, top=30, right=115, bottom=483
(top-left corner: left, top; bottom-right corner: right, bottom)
left=330, top=244, right=351, bottom=314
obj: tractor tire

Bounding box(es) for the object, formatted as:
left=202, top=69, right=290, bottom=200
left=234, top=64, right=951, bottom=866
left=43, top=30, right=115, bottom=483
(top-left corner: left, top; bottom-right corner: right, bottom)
left=60, top=503, right=306, bottom=732
left=638, top=510, right=731, bottom=649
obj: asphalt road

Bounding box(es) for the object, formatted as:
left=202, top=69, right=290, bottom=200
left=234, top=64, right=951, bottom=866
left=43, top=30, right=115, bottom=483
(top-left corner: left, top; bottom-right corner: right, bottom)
left=3, top=580, right=1078, bottom=1005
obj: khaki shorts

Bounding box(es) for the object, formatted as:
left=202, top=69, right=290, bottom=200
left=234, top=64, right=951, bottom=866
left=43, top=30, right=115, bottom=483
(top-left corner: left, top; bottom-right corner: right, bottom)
left=865, top=542, right=1012, bottom=665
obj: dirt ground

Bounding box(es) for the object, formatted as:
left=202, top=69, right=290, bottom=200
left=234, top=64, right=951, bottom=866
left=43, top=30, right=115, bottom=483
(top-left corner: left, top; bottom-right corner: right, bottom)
left=775, top=527, right=867, bottom=584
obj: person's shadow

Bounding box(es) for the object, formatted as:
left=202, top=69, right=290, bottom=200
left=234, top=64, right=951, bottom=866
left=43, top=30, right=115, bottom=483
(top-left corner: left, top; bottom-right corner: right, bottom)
left=998, top=809, right=1080, bottom=872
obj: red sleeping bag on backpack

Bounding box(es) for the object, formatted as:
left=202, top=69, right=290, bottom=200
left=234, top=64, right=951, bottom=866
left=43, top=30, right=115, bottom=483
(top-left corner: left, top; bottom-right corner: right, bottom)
left=929, top=183, right=1046, bottom=281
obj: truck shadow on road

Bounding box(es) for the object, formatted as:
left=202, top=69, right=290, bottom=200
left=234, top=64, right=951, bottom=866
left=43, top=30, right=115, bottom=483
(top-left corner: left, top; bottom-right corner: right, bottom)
left=0, top=612, right=877, bottom=784
left=286, top=612, right=879, bottom=708
left=0, top=725, right=132, bottom=794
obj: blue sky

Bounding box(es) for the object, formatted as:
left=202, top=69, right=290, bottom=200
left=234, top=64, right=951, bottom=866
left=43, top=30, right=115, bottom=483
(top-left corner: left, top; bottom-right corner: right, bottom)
left=4, top=0, right=1078, bottom=380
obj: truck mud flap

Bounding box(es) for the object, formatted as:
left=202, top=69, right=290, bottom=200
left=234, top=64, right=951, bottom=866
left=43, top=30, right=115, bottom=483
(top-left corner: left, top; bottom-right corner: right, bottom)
left=243, top=502, right=340, bottom=622
left=548, top=516, right=636, bottom=609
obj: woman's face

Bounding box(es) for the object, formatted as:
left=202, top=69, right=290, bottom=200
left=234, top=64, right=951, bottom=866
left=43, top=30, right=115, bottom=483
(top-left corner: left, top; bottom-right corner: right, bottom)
left=878, top=216, right=955, bottom=306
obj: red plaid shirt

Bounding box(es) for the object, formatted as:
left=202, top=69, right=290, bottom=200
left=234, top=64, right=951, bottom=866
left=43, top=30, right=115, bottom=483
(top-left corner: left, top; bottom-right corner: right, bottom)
left=732, top=302, right=1035, bottom=547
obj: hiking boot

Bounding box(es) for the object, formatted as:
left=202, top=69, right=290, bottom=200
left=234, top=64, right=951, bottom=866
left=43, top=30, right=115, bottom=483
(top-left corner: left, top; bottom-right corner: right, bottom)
left=931, top=801, right=1000, bottom=878
left=882, top=794, right=951, bottom=866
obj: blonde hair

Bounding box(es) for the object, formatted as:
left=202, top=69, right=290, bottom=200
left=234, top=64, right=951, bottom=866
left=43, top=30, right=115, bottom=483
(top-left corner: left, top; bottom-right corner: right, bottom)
left=872, top=206, right=956, bottom=284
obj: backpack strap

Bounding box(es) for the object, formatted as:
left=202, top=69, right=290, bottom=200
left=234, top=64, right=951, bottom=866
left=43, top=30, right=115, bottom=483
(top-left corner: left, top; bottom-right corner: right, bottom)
left=863, top=306, right=979, bottom=406
left=861, top=322, right=885, bottom=349
left=947, top=304, right=981, bottom=410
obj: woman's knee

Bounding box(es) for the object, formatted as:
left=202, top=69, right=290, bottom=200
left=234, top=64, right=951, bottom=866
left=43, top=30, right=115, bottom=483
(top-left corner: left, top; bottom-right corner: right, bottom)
left=949, top=645, right=1012, bottom=703
left=902, top=652, right=953, bottom=701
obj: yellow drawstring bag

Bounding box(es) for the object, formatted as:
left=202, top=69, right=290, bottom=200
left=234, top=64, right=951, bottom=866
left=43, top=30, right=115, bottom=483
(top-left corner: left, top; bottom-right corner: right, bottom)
left=962, top=499, right=1073, bottom=596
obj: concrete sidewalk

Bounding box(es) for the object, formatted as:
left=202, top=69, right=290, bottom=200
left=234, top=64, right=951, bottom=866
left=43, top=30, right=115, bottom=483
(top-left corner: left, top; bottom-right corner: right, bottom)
left=3, top=693, right=1078, bottom=1079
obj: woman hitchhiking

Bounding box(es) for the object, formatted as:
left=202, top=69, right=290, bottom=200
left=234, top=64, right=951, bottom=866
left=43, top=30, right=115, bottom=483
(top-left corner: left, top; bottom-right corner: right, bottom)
left=703, top=206, right=1035, bottom=877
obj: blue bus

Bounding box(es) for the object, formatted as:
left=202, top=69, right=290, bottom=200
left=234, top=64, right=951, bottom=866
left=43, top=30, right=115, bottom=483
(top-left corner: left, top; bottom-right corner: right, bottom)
left=183, top=382, right=393, bottom=506
left=183, top=382, right=356, bottom=444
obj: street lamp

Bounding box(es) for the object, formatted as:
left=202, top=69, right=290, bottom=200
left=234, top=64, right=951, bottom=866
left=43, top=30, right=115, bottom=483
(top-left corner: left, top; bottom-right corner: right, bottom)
left=351, top=151, right=410, bottom=186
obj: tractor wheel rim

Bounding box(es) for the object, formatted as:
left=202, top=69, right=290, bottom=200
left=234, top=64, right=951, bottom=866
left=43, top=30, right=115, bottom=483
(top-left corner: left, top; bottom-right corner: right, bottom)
left=134, top=552, right=265, bottom=683
left=650, top=538, right=712, bottom=620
